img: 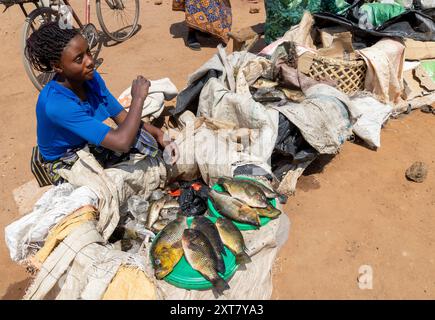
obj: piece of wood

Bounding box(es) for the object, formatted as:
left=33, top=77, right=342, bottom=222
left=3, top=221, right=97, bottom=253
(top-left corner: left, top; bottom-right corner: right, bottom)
left=228, top=23, right=265, bottom=52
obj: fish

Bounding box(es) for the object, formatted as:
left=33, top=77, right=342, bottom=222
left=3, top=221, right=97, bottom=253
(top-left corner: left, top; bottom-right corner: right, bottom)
left=251, top=78, right=279, bottom=89
left=217, top=177, right=268, bottom=208
left=215, top=217, right=251, bottom=265
left=159, top=207, right=179, bottom=220
left=191, top=216, right=226, bottom=274
left=150, top=216, right=187, bottom=279
left=209, top=189, right=261, bottom=227
left=237, top=178, right=288, bottom=204
left=151, top=219, right=171, bottom=233
left=162, top=199, right=180, bottom=209
left=250, top=204, right=282, bottom=219
left=234, top=178, right=280, bottom=199
left=182, top=229, right=229, bottom=294
left=146, top=197, right=166, bottom=229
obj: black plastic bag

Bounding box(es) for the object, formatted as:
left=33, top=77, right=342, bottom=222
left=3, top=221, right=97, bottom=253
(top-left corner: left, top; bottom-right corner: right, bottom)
left=177, top=180, right=210, bottom=216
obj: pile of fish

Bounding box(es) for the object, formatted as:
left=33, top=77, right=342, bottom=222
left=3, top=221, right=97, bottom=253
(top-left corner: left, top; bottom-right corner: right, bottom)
left=209, top=177, right=283, bottom=227
left=151, top=215, right=251, bottom=294
left=146, top=196, right=180, bottom=233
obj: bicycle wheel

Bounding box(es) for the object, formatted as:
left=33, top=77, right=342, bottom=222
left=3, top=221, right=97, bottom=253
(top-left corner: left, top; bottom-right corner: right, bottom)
left=22, top=7, right=58, bottom=91
left=96, top=0, right=140, bottom=42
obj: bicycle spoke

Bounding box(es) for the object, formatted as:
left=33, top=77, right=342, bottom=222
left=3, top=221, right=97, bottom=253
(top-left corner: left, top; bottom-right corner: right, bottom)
left=97, top=0, right=138, bottom=40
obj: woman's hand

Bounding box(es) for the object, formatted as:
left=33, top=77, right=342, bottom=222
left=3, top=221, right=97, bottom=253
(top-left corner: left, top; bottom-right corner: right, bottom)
left=157, top=132, right=180, bottom=165
left=131, top=75, right=150, bottom=102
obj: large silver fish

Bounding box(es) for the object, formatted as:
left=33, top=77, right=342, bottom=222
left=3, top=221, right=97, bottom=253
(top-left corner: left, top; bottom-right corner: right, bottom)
left=217, top=177, right=268, bottom=208
left=209, top=189, right=261, bottom=227
left=234, top=177, right=286, bottom=202
left=146, top=197, right=166, bottom=229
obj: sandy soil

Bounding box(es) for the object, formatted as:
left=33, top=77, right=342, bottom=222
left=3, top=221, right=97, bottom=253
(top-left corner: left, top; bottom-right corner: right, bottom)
left=0, top=0, right=434, bottom=300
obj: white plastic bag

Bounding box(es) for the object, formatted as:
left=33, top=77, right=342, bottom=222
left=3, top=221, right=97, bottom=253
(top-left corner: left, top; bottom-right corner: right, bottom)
left=350, top=96, right=393, bottom=148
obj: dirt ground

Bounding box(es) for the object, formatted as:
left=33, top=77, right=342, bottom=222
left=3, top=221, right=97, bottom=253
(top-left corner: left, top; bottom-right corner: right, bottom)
left=0, top=0, right=434, bottom=300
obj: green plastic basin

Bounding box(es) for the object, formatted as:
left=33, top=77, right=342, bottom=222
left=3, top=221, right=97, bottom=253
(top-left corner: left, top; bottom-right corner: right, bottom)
left=155, top=216, right=238, bottom=290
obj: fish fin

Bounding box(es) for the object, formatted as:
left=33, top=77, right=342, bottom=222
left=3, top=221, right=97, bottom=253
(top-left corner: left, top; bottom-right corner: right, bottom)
left=257, top=207, right=281, bottom=219
left=211, top=277, right=230, bottom=294
left=237, top=263, right=247, bottom=271
left=219, top=246, right=227, bottom=256
left=236, top=251, right=252, bottom=265
left=217, top=259, right=226, bottom=274
left=239, top=204, right=253, bottom=214
left=254, top=211, right=262, bottom=227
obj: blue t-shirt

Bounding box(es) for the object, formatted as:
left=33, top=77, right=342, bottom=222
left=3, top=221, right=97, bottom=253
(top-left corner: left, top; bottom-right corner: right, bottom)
left=36, top=71, right=124, bottom=161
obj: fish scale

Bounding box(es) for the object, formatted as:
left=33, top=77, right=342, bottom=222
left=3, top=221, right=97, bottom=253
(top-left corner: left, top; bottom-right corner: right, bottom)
left=182, top=229, right=229, bottom=294
left=151, top=216, right=187, bottom=279
left=218, top=177, right=269, bottom=208
left=209, top=189, right=261, bottom=226
left=191, top=216, right=226, bottom=274
left=216, top=217, right=251, bottom=265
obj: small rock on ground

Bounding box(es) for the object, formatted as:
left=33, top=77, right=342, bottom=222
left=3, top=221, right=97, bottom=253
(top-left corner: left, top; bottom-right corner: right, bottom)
left=249, top=7, right=260, bottom=14
left=405, top=161, right=428, bottom=183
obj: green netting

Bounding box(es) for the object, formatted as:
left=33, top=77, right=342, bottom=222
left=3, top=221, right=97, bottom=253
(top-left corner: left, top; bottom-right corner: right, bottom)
left=264, top=0, right=351, bottom=44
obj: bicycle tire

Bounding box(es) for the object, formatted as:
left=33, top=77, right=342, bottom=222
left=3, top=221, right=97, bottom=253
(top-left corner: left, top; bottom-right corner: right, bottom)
left=96, top=0, right=140, bottom=42
left=22, top=7, right=58, bottom=91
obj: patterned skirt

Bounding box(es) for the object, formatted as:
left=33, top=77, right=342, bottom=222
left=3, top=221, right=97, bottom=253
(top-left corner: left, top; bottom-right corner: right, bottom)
left=172, top=0, right=232, bottom=43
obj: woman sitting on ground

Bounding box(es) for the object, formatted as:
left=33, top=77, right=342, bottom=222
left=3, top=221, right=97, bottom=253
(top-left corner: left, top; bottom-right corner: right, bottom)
left=26, top=22, right=178, bottom=186
left=172, top=0, right=232, bottom=50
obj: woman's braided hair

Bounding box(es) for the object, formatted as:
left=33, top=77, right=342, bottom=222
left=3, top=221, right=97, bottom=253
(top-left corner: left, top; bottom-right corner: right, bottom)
left=25, top=21, right=79, bottom=73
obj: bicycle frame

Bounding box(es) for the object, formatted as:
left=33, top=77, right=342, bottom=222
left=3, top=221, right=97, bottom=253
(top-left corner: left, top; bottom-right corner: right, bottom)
left=64, top=0, right=126, bottom=27
left=14, top=0, right=125, bottom=29
left=57, top=0, right=86, bottom=28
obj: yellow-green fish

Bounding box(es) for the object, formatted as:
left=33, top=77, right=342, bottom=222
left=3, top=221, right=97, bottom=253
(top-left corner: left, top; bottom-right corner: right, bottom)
left=150, top=216, right=187, bottom=279
left=215, top=217, right=251, bottom=265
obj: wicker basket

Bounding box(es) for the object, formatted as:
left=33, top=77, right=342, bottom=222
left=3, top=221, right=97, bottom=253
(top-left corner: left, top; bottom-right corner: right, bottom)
left=307, top=55, right=367, bottom=95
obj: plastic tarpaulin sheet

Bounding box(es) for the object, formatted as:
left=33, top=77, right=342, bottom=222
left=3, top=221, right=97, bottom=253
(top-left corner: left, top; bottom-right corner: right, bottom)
left=313, top=9, right=435, bottom=42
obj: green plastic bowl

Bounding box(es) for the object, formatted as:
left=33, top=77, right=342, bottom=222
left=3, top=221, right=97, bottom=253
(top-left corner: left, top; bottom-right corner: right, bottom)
left=155, top=216, right=239, bottom=290
left=207, top=176, right=277, bottom=231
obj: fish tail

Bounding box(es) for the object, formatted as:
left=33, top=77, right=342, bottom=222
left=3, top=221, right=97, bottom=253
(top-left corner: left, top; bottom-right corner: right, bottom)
left=217, top=177, right=227, bottom=186
left=258, top=209, right=281, bottom=219
left=255, top=215, right=262, bottom=226
left=212, top=277, right=230, bottom=294
left=278, top=194, right=288, bottom=204
left=236, top=251, right=252, bottom=265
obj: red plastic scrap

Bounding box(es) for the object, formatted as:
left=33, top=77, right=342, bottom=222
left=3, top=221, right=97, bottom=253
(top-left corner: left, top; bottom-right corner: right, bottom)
left=191, top=183, right=202, bottom=191
left=168, top=189, right=181, bottom=197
